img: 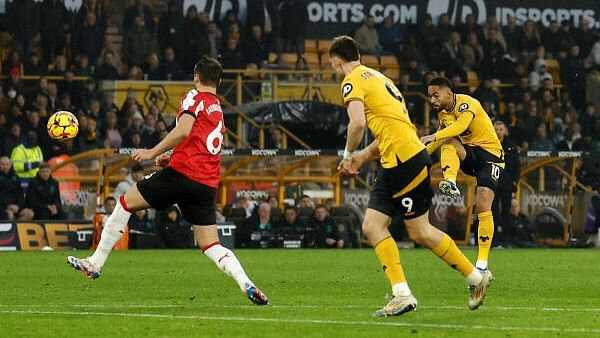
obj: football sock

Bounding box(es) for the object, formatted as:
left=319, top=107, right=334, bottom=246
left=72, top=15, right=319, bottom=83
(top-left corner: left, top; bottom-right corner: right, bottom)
left=88, top=196, right=131, bottom=269
left=374, top=237, right=410, bottom=297
left=203, top=242, right=253, bottom=292
left=440, top=143, right=460, bottom=182
left=476, top=211, right=494, bottom=270
left=432, top=234, right=481, bottom=284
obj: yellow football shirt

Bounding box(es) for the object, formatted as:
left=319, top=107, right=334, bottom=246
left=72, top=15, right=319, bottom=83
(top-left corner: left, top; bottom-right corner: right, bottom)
left=434, top=94, right=503, bottom=159
left=341, top=65, right=424, bottom=168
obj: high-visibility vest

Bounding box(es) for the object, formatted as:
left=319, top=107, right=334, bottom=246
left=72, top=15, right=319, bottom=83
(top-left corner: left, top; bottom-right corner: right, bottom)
left=10, top=144, right=44, bottom=179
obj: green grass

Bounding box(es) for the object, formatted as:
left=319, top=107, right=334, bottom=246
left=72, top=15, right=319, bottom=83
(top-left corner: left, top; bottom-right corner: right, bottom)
left=1, top=248, right=600, bottom=337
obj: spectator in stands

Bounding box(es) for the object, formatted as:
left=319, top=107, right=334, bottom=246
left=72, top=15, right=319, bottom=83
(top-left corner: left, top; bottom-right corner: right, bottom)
left=127, top=66, right=144, bottom=81
left=492, top=120, right=520, bottom=237
left=157, top=205, right=193, bottom=248
left=6, top=0, right=39, bottom=58
left=10, top=131, right=43, bottom=181
left=59, top=93, right=75, bottom=112
left=123, top=0, right=155, bottom=34
left=114, top=164, right=144, bottom=199
left=22, top=111, right=44, bottom=147
left=40, top=0, right=69, bottom=65
left=354, top=16, right=382, bottom=55
left=0, top=156, right=34, bottom=221
left=243, top=25, right=269, bottom=68
left=224, top=22, right=242, bottom=49
left=529, top=59, right=553, bottom=91
left=576, top=18, right=598, bottom=58
left=502, top=16, right=522, bottom=54
left=104, top=110, right=122, bottom=148
left=505, top=199, right=536, bottom=247
left=76, top=0, right=108, bottom=34
left=219, top=9, right=241, bottom=40
left=457, top=14, right=483, bottom=43
left=530, top=122, right=556, bottom=154
left=62, top=70, right=83, bottom=107
left=103, top=196, right=117, bottom=215
left=123, top=15, right=159, bottom=68
left=142, top=53, right=161, bottom=80
left=3, top=123, right=23, bottom=157
left=309, top=205, right=343, bottom=248
left=440, top=31, right=465, bottom=79
left=222, top=37, right=245, bottom=72
left=3, top=51, right=22, bottom=78
left=280, top=0, right=308, bottom=59
left=298, top=194, right=314, bottom=210
left=158, top=0, right=184, bottom=57
left=24, top=52, right=47, bottom=77
left=75, top=116, right=101, bottom=153
left=472, top=78, right=500, bottom=113
left=247, top=0, right=281, bottom=54
left=71, top=12, right=104, bottom=65
left=557, top=122, right=584, bottom=151
left=561, top=45, right=587, bottom=109
left=26, top=162, right=63, bottom=220
left=558, top=20, right=576, bottom=54
left=267, top=196, right=279, bottom=209
left=73, top=54, right=92, bottom=78
left=48, top=55, right=67, bottom=77
left=435, top=13, right=454, bottom=47
left=206, top=21, right=222, bottom=58
left=580, top=103, right=598, bottom=137
left=247, top=202, right=275, bottom=247
left=95, top=51, right=120, bottom=80
left=541, top=20, right=561, bottom=58
left=183, top=6, right=210, bottom=71
left=482, top=16, right=506, bottom=51
left=141, top=113, right=159, bottom=147
left=378, top=15, right=405, bottom=55
left=481, top=27, right=505, bottom=79
left=159, top=47, right=185, bottom=81
left=4, top=68, right=24, bottom=97
left=128, top=209, right=160, bottom=249
left=405, top=58, right=425, bottom=83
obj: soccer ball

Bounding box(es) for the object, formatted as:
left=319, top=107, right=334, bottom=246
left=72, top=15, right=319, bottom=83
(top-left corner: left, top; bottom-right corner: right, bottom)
left=47, top=111, right=79, bottom=140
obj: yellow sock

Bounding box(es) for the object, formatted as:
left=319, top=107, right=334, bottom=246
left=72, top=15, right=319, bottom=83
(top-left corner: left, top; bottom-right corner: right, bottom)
left=432, top=234, right=475, bottom=277
left=374, top=237, right=407, bottom=286
left=440, top=143, right=459, bottom=182
left=476, top=211, right=494, bottom=270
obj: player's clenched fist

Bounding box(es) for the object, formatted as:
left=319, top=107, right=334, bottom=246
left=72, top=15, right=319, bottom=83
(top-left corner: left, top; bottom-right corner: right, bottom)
left=155, top=153, right=171, bottom=167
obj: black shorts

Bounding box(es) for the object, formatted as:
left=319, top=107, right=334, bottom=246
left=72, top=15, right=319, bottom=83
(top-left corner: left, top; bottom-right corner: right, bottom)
left=460, top=145, right=504, bottom=191
left=368, top=149, right=434, bottom=219
left=137, top=167, right=216, bottom=225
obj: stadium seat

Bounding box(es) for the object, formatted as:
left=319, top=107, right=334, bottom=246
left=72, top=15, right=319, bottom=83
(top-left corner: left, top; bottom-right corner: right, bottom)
left=361, top=55, right=380, bottom=69
left=268, top=52, right=278, bottom=64
left=383, top=68, right=400, bottom=83
left=303, top=52, right=320, bottom=70
left=304, top=39, right=318, bottom=53
left=380, top=55, right=400, bottom=70
left=318, top=39, right=332, bottom=54
left=227, top=208, right=247, bottom=224
left=280, top=53, right=299, bottom=68
left=544, top=59, right=561, bottom=84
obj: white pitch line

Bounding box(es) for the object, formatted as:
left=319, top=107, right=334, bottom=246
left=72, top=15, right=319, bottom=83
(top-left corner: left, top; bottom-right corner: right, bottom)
left=1, top=309, right=600, bottom=334
left=3, top=304, right=600, bottom=312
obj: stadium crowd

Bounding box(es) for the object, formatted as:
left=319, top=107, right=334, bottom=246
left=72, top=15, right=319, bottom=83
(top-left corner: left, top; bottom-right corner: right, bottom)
left=0, top=0, right=598, bottom=243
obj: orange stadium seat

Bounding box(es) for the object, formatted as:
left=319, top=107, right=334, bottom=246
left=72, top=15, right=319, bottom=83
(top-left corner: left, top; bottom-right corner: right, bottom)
left=303, top=52, right=320, bottom=70
left=383, top=68, right=400, bottom=83
left=380, top=55, right=400, bottom=70
left=544, top=59, right=561, bottom=84
left=304, top=39, right=318, bottom=53
left=318, top=39, right=332, bottom=54
left=361, top=54, right=380, bottom=69
left=280, top=53, right=299, bottom=68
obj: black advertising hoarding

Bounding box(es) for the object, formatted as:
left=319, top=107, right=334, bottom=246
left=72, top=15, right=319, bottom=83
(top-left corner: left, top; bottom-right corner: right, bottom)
left=305, top=0, right=600, bottom=39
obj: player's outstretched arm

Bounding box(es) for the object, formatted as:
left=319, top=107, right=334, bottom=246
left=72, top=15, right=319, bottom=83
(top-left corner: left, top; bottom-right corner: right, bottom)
left=132, top=114, right=195, bottom=162
left=421, top=112, right=474, bottom=145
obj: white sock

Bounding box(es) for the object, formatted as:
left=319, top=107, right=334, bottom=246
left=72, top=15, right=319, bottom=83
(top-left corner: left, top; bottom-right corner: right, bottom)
left=392, top=282, right=411, bottom=297
left=88, top=197, right=131, bottom=269
left=465, top=268, right=483, bottom=286
left=204, top=243, right=253, bottom=292
left=475, top=260, right=488, bottom=270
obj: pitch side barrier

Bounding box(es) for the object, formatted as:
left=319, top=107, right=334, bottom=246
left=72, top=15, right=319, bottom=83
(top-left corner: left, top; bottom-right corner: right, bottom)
left=38, top=149, right=589, bottom=249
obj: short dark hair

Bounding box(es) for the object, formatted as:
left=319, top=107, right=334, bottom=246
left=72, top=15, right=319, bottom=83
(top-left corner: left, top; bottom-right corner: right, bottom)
left=428, top=76, right=453, bottom=89
left=328, top=36, right=360, bottom=62
left=131, top=163, right=144, bottom=173
left=193, top=55, right=223, bottom=86
left=105, top=196, right=116, bottom=203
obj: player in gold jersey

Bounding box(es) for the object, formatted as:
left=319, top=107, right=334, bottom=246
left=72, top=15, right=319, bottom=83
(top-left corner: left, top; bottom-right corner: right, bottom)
left=329, top=36, right=492, bottom=317
left=421, top=77, right=505, bottom=271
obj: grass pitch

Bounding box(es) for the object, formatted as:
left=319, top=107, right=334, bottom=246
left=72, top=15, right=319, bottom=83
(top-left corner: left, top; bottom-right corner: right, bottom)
left=1, top=248, right=600, bottom=337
